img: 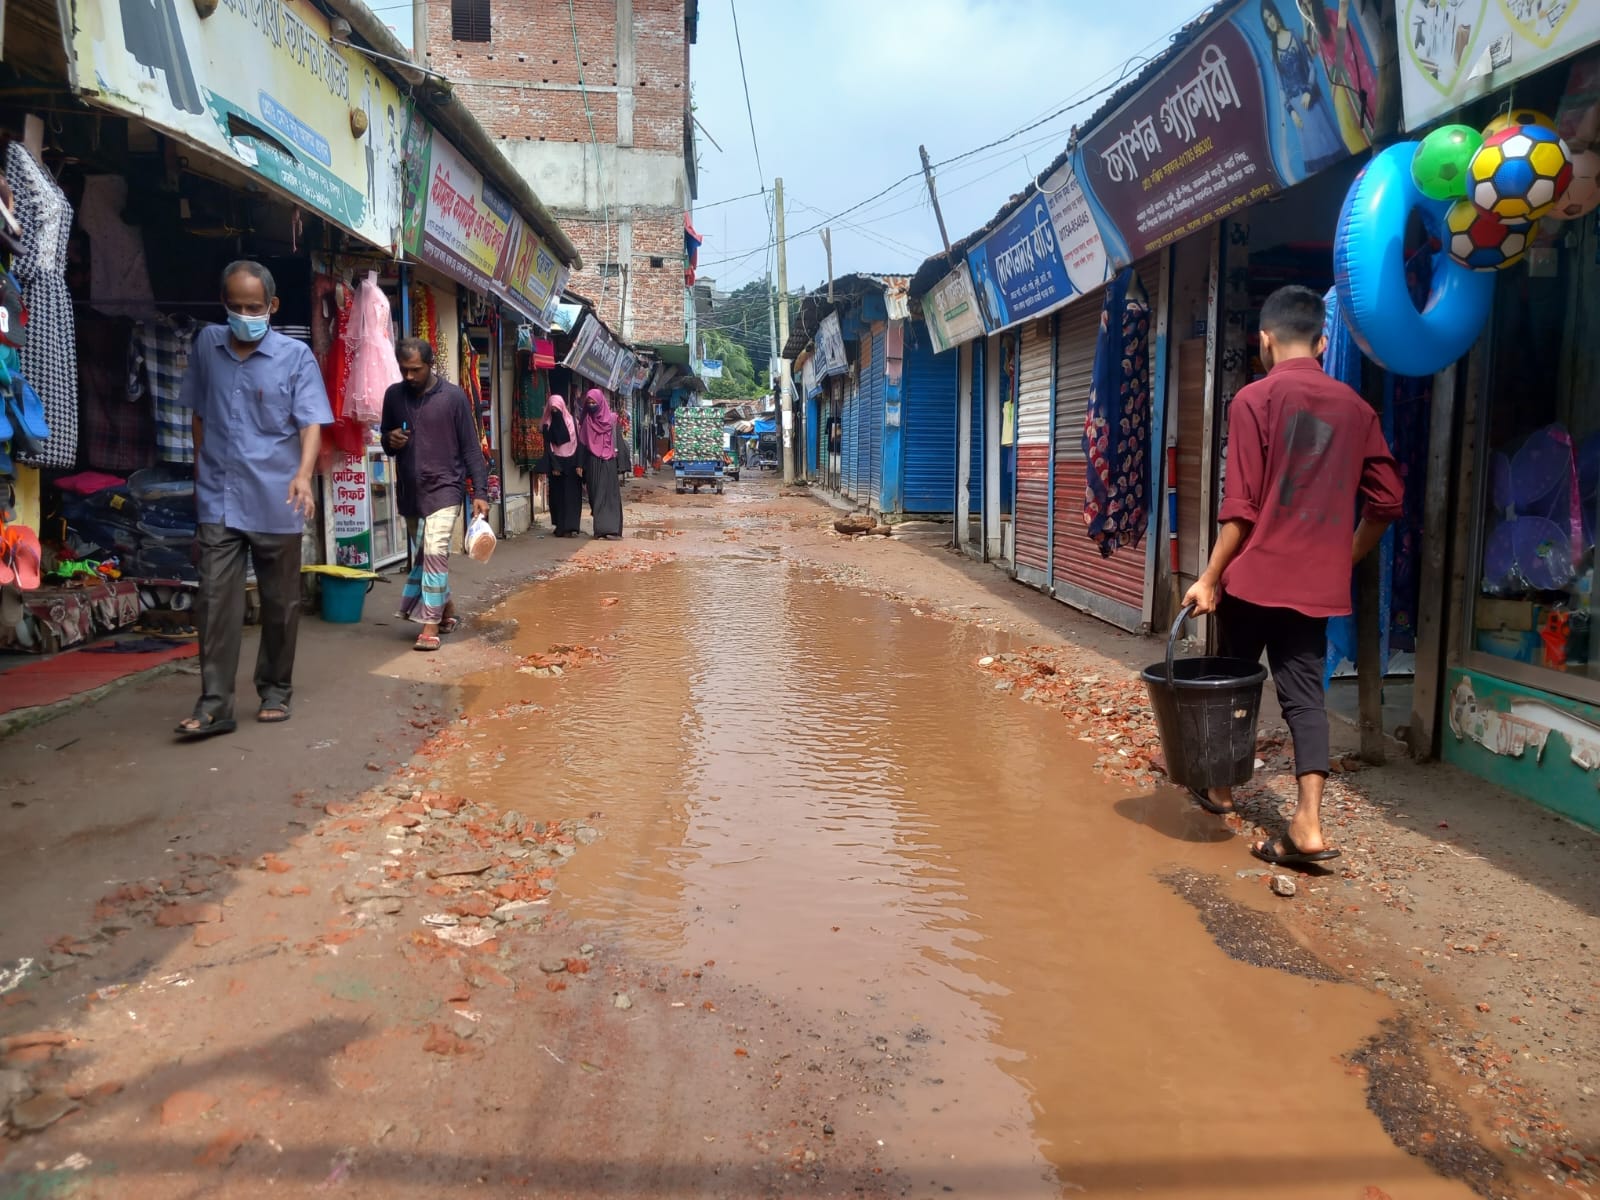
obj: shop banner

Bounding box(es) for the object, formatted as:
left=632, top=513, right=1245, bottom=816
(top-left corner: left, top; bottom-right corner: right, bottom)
left=1072, top=0, right=1381, bottom=266
left=812, top=312, right=848, bottom=380
left=402, top=120, right=513, bottom=293
left=802, top=355, right=819, bottom=400
left=701, top=358, right=724, bottom=379
left=563, top=314, right=628, bottom=389
left=500, top=217, right=565, bottom=325
left=330, top=456, right=373, bottom=568
left=1400, top=1, right=1600, bottom=131
left=966, top=191, right=1072, bottom=332
left=923, top=263, right=985, bottom=352
left=71, top=0, right=406, bottom=251
left=1041, top=161, right=1112, bottom=297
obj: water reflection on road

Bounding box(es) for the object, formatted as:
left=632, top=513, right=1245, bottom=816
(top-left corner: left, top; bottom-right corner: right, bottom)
left=439, top=555, right=1481, bottom=1199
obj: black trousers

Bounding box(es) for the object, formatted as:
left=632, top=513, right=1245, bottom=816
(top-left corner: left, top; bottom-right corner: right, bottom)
left=194, top=523, right=304, bottom=722
left=1217, top=594, right=1330, bottom=778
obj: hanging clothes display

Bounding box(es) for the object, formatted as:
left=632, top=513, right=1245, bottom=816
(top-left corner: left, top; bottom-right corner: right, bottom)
left=512, top=364, right=548, bottom=468
left=344, top=272, right=400, bottom=425
left=1081, top=267, right=1152, bottom=558
left=129, top=315, right=197, bottom=464
left=6, top=142, right=77, bottom=468
left=315, top=279, right=364, bottom=462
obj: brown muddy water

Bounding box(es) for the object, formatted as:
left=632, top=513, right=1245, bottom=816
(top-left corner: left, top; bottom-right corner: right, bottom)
left=439, top=554, right=1487, bottom=1199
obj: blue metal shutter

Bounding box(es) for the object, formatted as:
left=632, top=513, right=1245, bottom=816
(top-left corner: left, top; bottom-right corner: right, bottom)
left=866, top=329, right=885, bottom=506
left=842, top=387, right=857, bottom=497
left=902, top=322, right=957, bottom=514
left=970, top=337, right=984, bottom=514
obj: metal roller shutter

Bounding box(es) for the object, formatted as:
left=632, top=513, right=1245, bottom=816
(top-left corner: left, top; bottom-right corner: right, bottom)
left=842, top=387, right=857, bottom=498
left=1049, top=254, right=1160, bottom=630
left=866, top=329, right=886, bottom=508
left=901, top=323, right=957, bottom=514
left=969, top=338, right=984, bottom=515
left=1014, top=318, right=1053, bottom=585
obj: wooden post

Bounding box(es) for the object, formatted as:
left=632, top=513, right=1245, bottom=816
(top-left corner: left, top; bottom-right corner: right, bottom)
left=1356, top=362, right=1387, bottom=765
left=1407, top=361, right=1457, bottom=759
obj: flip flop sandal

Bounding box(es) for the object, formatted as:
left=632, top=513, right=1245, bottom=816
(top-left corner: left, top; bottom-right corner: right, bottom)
left=175, top=715, right=237, bottom=740
left=153, top=624, right=198, bottom=641
left=439, top=616, right=461, bottom=634
left=256, top=707, right=291, bottom=724
left=2, top=526, right=38, bottom=590
left=1251, top=834, right=1341, bottom=868
left=413, top=634, right=441, bottom=652
left=1187, top=784, right=1236, bottom=815
left=13, top=378, right=49, bottom=441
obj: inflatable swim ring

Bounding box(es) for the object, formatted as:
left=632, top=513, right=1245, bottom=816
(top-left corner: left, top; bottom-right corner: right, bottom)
left=1334, top=142, right=1496, bottom=378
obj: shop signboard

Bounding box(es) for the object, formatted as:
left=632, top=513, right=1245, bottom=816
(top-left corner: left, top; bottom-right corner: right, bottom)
left=330, top=455, right=372, bottom=568
left=802, top=356, right=819, bottom=400
left=500, top=217, right=565, bottom=324
left=1399, top=1, right=1600, bottom=131
left=70, top=0, right=405, bottom=251
left=563, top=314, right=627, bottom=389
left=923, top=263, right=985, bottom=352
left=1040, top=162, right=1112, bottom=297
left=812, top=312, right=848, bottom=380
left=402, top=121, right=514, bottom=293
left=1071, top=0, right=1382, bottom=266
left=966, top=191, right=1072, bottom=332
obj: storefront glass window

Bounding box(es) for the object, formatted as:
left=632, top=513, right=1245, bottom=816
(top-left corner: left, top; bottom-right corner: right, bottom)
left=1470, top=218, right=1600, bottom=699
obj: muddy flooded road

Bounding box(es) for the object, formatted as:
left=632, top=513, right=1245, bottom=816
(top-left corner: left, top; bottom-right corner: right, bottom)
left=426, top=550, right=1493, bottom=1199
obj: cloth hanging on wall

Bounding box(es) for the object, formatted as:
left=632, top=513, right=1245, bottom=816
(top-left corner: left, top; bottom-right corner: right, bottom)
left=512, top=365, right=548, bottom=468
left=130, top=315, right=196, bottom=465
left=6, top=143, right=78, bottom=468
left=79, top=175, right=153, bottom=311
left=344, top=273, right=400, bottom=425
left=1082, top=267, right=1152, bottom=557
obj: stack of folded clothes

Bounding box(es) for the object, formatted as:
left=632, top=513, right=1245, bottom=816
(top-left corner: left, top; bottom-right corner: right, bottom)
left=56, top=466, right=198, bottom=582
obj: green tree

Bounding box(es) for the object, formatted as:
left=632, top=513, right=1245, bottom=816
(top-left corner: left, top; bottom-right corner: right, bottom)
left=701, top=328, right=759, bottom=400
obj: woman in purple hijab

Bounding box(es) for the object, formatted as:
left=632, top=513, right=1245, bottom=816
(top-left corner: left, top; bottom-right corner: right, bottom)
left=579, top=388, right=623, bottom=539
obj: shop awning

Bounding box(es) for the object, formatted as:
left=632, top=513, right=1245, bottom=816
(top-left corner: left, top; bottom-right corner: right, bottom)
left=753, top=418, right=777, bottom=436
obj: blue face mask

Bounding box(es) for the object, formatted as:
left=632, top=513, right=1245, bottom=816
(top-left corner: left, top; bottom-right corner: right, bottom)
left=226, top=309, right=270, bottom=343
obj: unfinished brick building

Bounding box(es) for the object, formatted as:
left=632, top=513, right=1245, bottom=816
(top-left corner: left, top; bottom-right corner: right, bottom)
left=422, top=0, right=697, bottom=349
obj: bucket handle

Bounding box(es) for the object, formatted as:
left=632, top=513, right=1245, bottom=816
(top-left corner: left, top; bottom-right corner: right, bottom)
left=1166, top=602, right=1196, bottom=690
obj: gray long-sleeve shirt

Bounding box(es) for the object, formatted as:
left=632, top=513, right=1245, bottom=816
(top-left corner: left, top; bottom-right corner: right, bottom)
left=379, top=376, right=489, bottom=519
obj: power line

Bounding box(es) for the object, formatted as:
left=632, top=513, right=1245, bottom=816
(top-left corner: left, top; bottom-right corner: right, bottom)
left=728, top=0, right=766, bottom=193
left=695, top=188, right=768, bottom=212
left=707, top=4, right=1205, bottom=271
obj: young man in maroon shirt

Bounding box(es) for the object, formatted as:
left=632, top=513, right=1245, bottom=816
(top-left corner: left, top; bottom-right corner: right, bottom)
left=1182, top=285, right=1404, bottom=867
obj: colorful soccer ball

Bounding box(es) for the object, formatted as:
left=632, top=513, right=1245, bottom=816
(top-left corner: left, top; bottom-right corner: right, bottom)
left=1545, top=149, right=1600, bottom=221
left=1412, top=125, right=1484, bottom=200
left=1483, top=108, right=1556, bottom=137
left=1446, top=200, right=1535, bottom=271
left=1468, top=125, right=1574, bottom=222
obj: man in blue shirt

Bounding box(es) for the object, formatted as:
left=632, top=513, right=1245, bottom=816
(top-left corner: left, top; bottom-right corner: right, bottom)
left=175, top=261, right=332, bottom=739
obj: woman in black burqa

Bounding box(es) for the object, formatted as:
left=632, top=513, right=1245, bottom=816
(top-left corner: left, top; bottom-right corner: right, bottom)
left=541, top=393, right=583, bottom=537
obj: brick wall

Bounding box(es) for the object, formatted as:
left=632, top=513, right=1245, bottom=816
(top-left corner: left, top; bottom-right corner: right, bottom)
left=561, top=209, right=686, bottom=345
left=425, top=0, right=690, bottom=345
left=428, top=0, right=688, bottom=155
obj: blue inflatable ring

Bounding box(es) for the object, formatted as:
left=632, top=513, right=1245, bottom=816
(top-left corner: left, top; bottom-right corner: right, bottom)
left=1333, top=142, right=1495, bottom=378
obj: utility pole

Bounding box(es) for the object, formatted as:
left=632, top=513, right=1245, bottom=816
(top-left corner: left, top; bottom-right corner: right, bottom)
left=919, top=144, right=952, bottom=254
left=821, top=228, right=834, bottom=302
left=412, top=0, right=428, bottom=69
left=775, top=176, right=794, bottom=485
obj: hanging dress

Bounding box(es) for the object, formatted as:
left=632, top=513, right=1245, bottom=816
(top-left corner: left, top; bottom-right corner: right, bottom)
left=344, top=273, right=400, bottom=426
left=6, top=143, right=78, bottom=469
left=1082, top=267, right=1151, bottom=558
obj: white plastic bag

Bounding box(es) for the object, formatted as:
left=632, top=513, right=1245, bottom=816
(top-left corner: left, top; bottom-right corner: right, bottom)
left=464, top=515, right=497, bottom=563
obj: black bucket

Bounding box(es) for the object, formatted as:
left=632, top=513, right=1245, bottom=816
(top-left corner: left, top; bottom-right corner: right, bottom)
left=1140, top=604, right=1268, bottom=792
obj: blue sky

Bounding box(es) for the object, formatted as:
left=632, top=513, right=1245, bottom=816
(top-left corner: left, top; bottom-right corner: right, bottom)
left=689, top=0, right=1211, bottom=293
